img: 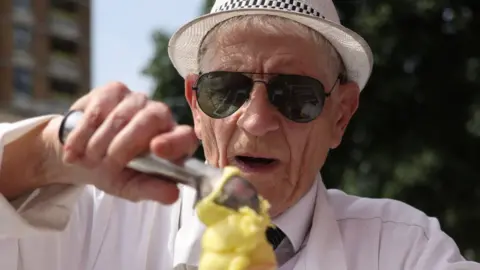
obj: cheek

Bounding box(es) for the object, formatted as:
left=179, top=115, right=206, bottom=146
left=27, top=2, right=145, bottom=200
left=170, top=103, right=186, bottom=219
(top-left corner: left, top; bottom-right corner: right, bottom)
left=199, top=115, right=238, bottom=167
left=286, top=120, right=332, bottom=172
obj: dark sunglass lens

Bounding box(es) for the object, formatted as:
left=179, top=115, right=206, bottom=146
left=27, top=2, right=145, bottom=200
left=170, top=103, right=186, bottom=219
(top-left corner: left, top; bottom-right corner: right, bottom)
left=268, top=75, right=325, bottom=123
left=196, top=72, right=252, bottom=118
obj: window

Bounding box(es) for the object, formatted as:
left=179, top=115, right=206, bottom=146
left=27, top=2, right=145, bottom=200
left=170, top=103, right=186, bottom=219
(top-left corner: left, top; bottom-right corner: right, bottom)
left=51, top=0, right=78, bottom=13
left=13, top=67, right=33, bottom=96
left=50, top=77, right=78, bottom=96
left=13, top=25, right=31, bottom=51
left=13, top=0, right=30, bottom=9
left=50, top=36, right=78, bottom=54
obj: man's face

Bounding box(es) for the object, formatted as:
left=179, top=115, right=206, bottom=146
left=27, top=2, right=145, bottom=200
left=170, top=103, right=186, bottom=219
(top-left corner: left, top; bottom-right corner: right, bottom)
left=185, top=24, right=359, bottom=216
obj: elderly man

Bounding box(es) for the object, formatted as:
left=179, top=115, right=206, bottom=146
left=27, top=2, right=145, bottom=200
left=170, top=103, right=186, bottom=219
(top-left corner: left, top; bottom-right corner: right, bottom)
left=0, top=0, right=478, bottom=269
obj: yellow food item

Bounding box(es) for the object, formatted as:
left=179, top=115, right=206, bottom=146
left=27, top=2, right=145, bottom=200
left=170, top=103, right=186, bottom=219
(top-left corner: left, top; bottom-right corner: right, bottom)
left=195, top=166, right=277, bottom=270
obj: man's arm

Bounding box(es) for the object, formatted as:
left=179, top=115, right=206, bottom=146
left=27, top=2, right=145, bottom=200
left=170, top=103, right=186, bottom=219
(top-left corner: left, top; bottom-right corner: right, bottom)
left=0, top=81, right=197, bottom=235
left=0, top=118, right=52, bottom=200
left=0, top=116, right=86, bottom=236
left=0, top=116, right=176, bottom=270
left=413, top=217, right=480, bottom=270
left=0, top=81, right=196, bottom=269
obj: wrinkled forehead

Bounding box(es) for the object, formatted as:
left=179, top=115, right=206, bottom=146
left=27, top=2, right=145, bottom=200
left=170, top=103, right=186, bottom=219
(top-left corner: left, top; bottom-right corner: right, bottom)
left=199, top=19, right=333, bottom=79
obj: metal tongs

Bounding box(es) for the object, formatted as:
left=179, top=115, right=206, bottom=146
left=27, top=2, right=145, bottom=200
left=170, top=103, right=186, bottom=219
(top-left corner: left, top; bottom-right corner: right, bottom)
left=58, top=110, right=260, bottom=213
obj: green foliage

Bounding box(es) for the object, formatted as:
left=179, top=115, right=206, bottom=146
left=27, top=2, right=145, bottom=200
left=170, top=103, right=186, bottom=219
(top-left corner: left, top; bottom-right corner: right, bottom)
left=324, top=0, right=480, bottom=259
left=202, top=0, right=216, bottom=13
left=143, top=31, right=188, bottom=121
left=143, top=0, right=480, bottom=259
left=142, top=0, right=216, bottom=161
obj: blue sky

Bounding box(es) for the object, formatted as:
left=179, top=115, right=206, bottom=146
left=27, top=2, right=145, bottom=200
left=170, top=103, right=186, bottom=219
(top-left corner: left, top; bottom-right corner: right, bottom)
left=91, top=0, right=203, bottom=96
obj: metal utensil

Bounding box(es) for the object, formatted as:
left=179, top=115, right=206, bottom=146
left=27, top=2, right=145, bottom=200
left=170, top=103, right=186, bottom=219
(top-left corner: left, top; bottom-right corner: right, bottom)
left=58, top=110, right=260, bottom=213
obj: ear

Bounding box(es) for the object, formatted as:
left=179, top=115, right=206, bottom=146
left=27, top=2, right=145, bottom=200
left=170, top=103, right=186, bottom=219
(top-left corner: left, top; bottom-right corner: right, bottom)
left=330, top=81, right=360, bottom=149
left=185, top=73, right=203, bottom=140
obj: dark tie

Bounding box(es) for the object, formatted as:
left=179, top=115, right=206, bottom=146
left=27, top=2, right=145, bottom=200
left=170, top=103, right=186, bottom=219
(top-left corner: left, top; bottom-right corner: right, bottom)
left=266, top=226, right=286, bottom=250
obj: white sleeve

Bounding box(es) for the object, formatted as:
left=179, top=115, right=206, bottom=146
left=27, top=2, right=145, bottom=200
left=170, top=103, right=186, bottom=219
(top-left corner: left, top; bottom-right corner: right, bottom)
left=413, top=217, right=480, bottom=270
left=0, top=116, right=94, bottom=270
left=0, top=117, right=180, bottom=270
left=0, top=115, right=87, bottom=237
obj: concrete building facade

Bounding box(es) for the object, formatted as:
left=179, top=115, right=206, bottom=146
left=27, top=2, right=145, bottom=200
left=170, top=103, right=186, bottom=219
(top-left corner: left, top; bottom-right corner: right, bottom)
left=0, top=0, right=91, bottom=121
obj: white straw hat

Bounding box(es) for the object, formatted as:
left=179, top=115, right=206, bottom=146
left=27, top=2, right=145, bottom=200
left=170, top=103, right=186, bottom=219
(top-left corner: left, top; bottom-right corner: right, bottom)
left=168, top=0, right=374, bottom=91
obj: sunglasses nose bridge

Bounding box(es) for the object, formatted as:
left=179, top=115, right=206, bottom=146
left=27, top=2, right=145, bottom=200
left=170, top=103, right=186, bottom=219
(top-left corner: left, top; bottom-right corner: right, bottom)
left=246, top=81, right=281, bottom=119
left=249, top=80, right=270, bottom=100
left=252, top=79, right=267, bottom=88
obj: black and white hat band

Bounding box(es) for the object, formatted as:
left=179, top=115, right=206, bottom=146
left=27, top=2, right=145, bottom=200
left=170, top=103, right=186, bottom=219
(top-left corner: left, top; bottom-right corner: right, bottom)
left=168, top=0, right=373, bottom=90
left=214, top=0, right=326, bottom=19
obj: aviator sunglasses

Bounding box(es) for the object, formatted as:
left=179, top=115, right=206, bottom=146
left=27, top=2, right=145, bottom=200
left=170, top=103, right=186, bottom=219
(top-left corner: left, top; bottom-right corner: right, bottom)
left=193, top=71, right=345, bottom=123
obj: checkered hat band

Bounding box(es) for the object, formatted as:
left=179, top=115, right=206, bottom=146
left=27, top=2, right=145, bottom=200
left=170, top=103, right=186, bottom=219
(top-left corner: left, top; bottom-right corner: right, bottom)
left=215, top=0, right=326, bottom=19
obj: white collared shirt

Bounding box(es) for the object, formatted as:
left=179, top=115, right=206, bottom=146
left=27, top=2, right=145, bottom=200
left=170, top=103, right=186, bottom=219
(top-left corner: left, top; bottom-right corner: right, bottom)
left=275, top=178, right=317, bottom=253
left=273, top=178, right=317, bottom=269
left=0, top=116, right=479, bottom=270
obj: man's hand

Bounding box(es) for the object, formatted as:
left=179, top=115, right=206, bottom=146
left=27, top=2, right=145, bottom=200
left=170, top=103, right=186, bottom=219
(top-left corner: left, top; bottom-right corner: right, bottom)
left=3, top=82, right=199, bottom=204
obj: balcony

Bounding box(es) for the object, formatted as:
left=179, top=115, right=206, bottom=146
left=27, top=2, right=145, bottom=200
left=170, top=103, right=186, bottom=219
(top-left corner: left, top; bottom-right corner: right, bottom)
left=48, top=52, right=81, bottom=82
left=11, top=50, right=35, bottom=68
left=49, top=9, right=80, bottom=40
left=11, top=95, right=71, bottom=116
left=12, top=7, right=34, bottom=25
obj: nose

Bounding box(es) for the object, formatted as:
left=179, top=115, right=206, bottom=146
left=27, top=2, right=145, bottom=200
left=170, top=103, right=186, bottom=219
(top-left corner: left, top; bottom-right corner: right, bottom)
left=237, top=83, right=280, bottom=137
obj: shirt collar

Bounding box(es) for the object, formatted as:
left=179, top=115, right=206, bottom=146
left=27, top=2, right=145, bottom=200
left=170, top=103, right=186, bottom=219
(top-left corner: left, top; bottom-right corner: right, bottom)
left=272, top=174, right=319, bottom=252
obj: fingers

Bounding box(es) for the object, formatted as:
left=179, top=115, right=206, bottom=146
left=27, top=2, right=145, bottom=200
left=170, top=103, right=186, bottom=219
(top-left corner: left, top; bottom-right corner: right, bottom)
left=150, top=125, right=199, bottom=162
left=84, top=92, right=149, bottom=165
left=63, top=103, right=108, bottom=163
left=59, top=81, right=195, bottom=204
left=63, top=82, right=129, bottom=163
left=106, top=102, right=175, bottom=166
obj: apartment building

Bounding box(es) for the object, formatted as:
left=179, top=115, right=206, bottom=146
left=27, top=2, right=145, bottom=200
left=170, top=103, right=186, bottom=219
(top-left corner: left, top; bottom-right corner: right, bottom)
left=0, top=0, right=91, bottom=121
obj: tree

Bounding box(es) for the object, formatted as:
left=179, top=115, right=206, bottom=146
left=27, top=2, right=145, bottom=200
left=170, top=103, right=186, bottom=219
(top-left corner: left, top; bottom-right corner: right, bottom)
left=142, top=0, right=215, bottom=160
left=323, top=0, right=480, bottom=259
left=143, top=0, right=480, bottom=259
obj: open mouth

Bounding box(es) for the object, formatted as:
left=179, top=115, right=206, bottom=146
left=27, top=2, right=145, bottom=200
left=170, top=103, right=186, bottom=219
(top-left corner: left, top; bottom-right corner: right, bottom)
left=234, top=155, right=279, bottom=170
